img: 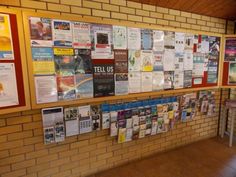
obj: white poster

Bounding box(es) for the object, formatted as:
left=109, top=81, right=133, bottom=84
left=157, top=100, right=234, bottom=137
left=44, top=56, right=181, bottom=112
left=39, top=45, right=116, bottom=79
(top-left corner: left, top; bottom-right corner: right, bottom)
left=52, top=19, right=73, bottom=47
left=152, top=71, right=164, bottom=91
left=201, top=36, right=209, bottom=53
left=174, top=71, right=184, bottom=89
left=184, top=33, right=194, bottom=50
left=129, top=72, right=141, bottom=93
left=164, top=31, right=175, bottom=49
left=128, top=27, right=141, bottom=50
left=153, top=30, right=164, bottom=51
left=128, top=50, right=141, bottom=71
left=0, top=63, right=18, bottom=107
left=72, top=22, right=91, bottom=49
left=113, top=26, right=127, bottom=49
left=193, top=53, right=205, bottom=77
left=184, top=50, right=193, bottom=70
left=163, top=50, right=175, bottom=71
left=34, top=75, right=58, bottom=104
left=141, top=50, right=153, bottom=72
left=141, top=72, right=153, bottom=92
left=175, top=32, right=185, bottom=53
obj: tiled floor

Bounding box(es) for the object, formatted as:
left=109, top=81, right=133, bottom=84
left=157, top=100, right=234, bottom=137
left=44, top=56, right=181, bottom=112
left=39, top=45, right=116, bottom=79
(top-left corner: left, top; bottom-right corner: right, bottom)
left=92, top=137, right=236, bottom=177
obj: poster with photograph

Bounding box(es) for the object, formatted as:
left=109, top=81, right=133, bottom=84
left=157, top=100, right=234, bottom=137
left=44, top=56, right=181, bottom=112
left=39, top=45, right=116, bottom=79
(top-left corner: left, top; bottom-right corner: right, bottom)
left=128, top=50, right=141, bottom=71
left=128, top=27, right=141, bottom=50
left=29, top=17, right=52, bottom=47
left=114, top=49, right=128, bottom=73
left=32, top=47, right=55, bottom=75
left=75, top=74, right=93, bottom=99
left=228, top=62, right=236, bottom=84
left=209, top=36, right=220, bottom=60
left=0, top=63, right=19, bottom=107
left=115, top=73, right=128, bottom=95
left=91, top=24, right=113, bottom=59
left=184, top=33, right=194, bottom=50
left=129, top=72, right=141, bottom=93
left=35, top=75, right=58, bottom=104
left=153, top=51, right=163, bottom=71
left=91, top=105, right=101, bottom=131
left=207, top=60, right=218, bottom=84
left=141, top=50, right=153, bottom=71
left=0, top=14, right=14, bottom=60
left=72, top=22, right=91, bottom=49
left=164, top=71, right=174, bottom=90
left=52, top=19, right=72, bottom=47
left=141, top=29, right=153, bottom=50
left=64, top=107, right=79, bottom=136
left=113, top=26, right=127, bottom=49
left=74, top=49, right=92, bottom=74
left=175, top=32, right=185, bottom=53
left=225, top=38, right=236, bottom=61
left=164, top=31, right=175, bottom=49
left=153, top=30, right=164, bottom=51
left=57, top=75, right=76, bottom=100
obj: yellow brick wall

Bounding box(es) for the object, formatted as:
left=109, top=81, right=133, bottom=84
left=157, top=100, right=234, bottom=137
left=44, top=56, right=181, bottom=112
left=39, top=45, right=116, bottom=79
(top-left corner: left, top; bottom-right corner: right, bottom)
left=0, top=0, right=234, bottom=177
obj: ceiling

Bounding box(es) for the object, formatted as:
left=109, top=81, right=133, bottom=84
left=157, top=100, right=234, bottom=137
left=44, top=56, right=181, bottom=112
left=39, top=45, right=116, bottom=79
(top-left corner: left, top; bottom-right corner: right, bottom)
left=129, top=0, right=236, bottom=20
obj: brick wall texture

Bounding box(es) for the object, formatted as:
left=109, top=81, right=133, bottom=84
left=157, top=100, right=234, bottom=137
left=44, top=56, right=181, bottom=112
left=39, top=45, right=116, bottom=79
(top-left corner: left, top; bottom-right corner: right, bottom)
left=0, top=0, right=235, bottom=176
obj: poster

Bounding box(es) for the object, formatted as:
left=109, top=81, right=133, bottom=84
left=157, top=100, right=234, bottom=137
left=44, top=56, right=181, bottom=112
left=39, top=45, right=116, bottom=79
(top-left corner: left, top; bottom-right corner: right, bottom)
left=209, top=36, right=220, bottom=60
left=175, top=32, right=185, bottom=53
left=32, top=47, right=55, bottom=75
left=207, top=60, right=218, bottom=84
left=0, top=63, right=18, bottom=107
left=52, top=19, right=72, bottom=47
left=184, top=70, right=192, bottom=88
left=153, top=30, right=164, bottom=51
left=128, top=72, right=141, bottom=93
left=113, top=26, right=127, bottom=49
left=128, top=50, right=141, bottom=71
left=184, top=33, right=194, bottom=50
left=75, top=74, right=93, bottom=99
left=184, top=50, right=193, bottom=70
left=35, top=75, right=58, bottom=104
left=141, top=29, right=153, bottom=50
left=228, top=62, right=236, bottom=84
left=193, top=53, right=204, bottom=77
left=225, top=38, right=236, bottom=61
left=163, top=50, right=175, bottom=71
left=164, top=71, right=174, bottom=89
left=57, top=75, right=76, bottom=100
left=91, top=24, right=113, bottom=59
left=114, top=49, right=128, bottom=73
left=64, top=107, right=79, bottom=136
left=29, top=17, right=52, bottom=47
left=174, top=71, right=184, bottom=89
left=74, top=49, right=92, bottom=74
left=0, top=14, right=14, bottom=59
left=141, top=72, right=153, bottom=92
left=128, top=27, right=141, bottom=50
left=201, top=35, right=209, bottom=53
left=141, top=50, right=153, bottom=71
left=152, top=71, right=164, bottom=91
left=72, top=22, right=91, bottom=49
left=153, top=51, right=163, bottom=71
left=164, top=31, right=175, bottom=49
left=115, top=73, right=128, bottom=95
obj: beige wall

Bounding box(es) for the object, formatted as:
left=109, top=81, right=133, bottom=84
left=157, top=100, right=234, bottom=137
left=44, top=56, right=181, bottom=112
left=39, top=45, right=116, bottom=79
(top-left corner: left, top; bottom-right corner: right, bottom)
left=0, top=0, right=234, bottom=177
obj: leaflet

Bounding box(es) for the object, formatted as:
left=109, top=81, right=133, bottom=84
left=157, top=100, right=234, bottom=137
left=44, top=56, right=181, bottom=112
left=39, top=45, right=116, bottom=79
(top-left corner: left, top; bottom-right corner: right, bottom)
left=184, top=33, right=194, bottom=50
left=141, top=72, right=153, bottom=92
left=129, top=72, right=141, bottom=93
left=128, top=50, right=141, bottom=71
left=164, top=31, right=175, bottom=49
left=193, top=53, right=204, bottom=77
left=152, top=71, right=164, bottom=91
left=184, top=50, right=193, bottom=70
left=141, top=29, right=153, bottom=50
left=163, top=50, right=175, bottom=71
left=153, top=30, right=164, bottom=51
left=115, top=73, right=128, bottom=95
left=175, top=32, right=185, bottom=53
left=141, top=50, right=153, bottom=71
left=128, top=27, right=141, bottom=50
left=113, top=26, right=127, bottom=49
left=153, top=51, right=164, bottom=71
left=72, top=22, right=91, bottom=49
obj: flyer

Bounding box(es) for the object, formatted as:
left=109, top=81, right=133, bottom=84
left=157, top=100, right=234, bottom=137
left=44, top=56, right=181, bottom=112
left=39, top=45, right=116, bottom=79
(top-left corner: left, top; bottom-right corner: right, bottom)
left=164, top=71, right=174, bottom=90
left=184, top=70, right=192, bottom=88
left=34, top=75, right=58, bottom=104
left=228, top=62, right=236, bottom=84
left=91, top=24, right=113, bottom=59
left=192, top=53, right=204, bottom=77
left=114, top=49, right=128, bottom=73
left=174, top=71, right=184, bottom=89
left=128, top=71, right=141, bottom=93
left=91, top=105, right=101, bottom=131
left=64, top=107, right=79, bottom=136
left=141, top=50, right=153, bottom=71
left=163, top=50, right=175, bottom=71
left=164, top=31, right=175, bottom=49
left=57, top=75, right=76, bottom=100
left=0, top=14, right=14, bottom=60
left=0, top=63, right=19, bottom=107
left=32, top=47, right=55, bottom=75
left=175, top=53, right=184, bottom=71
left=115, top=73, right=129, bottom=95
left=141, top=29, right=153, bottom=50
left=54, top=122, right=65, bottom=143
left=128, top=50, right=141, bottom=71
left=141, top=72, right=153, bottom=92
left=224, top=38, right=236, bottom=61
left=207, top=60, right=218, bottom=84
left=153, top=30, right=164, bottom=51
left=209, top=36, right=220, bottom=59
left=184, top=33, right=194, bottom=50
left=93, top=62, right=114, bottom=97
left=74, top=49, right=92, bottom=74
left=128, top=27, right=141, bottom=50
left=113, top=26, right=127, bottom=49
left=152, top=71, right=164, bottom=91
left=72, top=22, right=91, bottom=49
left=79, top=116, right=92, bottom=134
left=201, top=35, right=209, bottom=53
left=29, top=17, right=52, bottom=47
left=153, top=51, right=164, bottom=71
left=75, top=74, right=93, bottom=99
left=184, top=50, right=193, bottom=70
left=52, top=19, right=72, bottom=47
left=175, top=32, right=185, bottom=53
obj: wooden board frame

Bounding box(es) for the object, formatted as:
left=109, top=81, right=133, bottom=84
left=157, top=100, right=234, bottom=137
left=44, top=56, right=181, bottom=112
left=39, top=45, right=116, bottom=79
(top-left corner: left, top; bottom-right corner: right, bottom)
left=220, top=34, right=236, bottom=88
left=22, top=11, right=223, bottom=109
left=0, top=8, right=31, bottom=115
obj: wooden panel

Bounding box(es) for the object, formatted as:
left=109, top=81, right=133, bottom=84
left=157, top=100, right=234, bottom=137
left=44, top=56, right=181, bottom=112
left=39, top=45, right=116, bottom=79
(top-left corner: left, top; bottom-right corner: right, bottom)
left=130, top=0, right=236, bottom=20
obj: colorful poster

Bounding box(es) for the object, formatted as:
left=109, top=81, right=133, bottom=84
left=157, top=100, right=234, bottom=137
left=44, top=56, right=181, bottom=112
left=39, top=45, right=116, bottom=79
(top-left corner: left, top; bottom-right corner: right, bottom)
left=74, top=49, right=92, bottom=74
left=75, top=74, right=93, bottom=99
left=57, top=75, right=76, bottom=100
left=207, top=60, right=218, bottom=84
left=209, top=36, right=220, bottom=60
left=114, top=49, right=128, bottom=73
left=141, top=50, right=153, bottom=71
left=34, top=75, right=58, bottom=104
left=225, top=38, right=236, bottom=61
left=175, top=32, right=185, bottom=53
left=115, top=73, right=128, bottom=95
left=153, top=30, right=164, bottom=51
left=0, top=14, right=14, bottom=59
left=128, top=50, right=141, bottom=71
left=164, top=71, right=174, bottom=89
left=164, top=31, right=175, bottom=49
left=29, top=17, right=52, bottom=47
left=128, top=27, right=141, bottom=50
left=141, top=29, right=153, bottom=50
left=91, top=24, right=113, bottom=59
left=52, top=19, right=72, bottom=47
left=72, top=22, right=91, bottom=49
left=0, top=63, right=18, bottom=107
left=113, top=26, right=127, bottom=49
left=32, top=47, right=55, bottom=75
left=228, top=62, right=236, bottom=84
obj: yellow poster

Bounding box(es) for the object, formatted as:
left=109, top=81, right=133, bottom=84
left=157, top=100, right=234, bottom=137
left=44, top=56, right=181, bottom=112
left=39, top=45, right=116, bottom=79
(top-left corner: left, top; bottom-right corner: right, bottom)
left=33, top=61, right=55, bottom=75
left=0, top=14, right=14, bottom=60
left=53, top=48, right=74, bottom=56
